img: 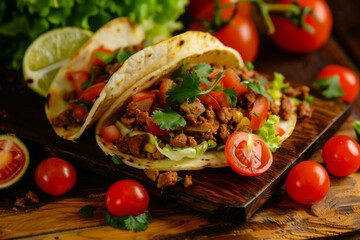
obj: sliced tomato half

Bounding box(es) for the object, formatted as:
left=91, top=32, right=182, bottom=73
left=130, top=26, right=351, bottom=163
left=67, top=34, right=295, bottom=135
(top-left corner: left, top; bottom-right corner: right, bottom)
left=225, top=132, right=273, bottom=176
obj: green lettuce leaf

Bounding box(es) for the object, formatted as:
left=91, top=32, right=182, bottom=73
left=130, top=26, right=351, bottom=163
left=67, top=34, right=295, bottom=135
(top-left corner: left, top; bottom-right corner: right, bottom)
left=257, top=115, right=281, bottom=152
left=267, top=72, right=289, bottom=101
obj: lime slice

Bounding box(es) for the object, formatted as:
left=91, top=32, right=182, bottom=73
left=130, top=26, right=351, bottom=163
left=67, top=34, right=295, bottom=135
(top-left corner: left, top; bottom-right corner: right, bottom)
left=23, top=27, right=93, bottom=97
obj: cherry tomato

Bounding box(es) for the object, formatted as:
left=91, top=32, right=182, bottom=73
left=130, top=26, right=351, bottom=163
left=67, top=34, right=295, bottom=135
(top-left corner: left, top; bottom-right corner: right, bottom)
left=316, top=65, right=359, bottom=102
left=146, top=117, right=173, bottom=136
left=270, top=0, right=333, bottom=53
left=159, top=78, right=174, bottom=108
left=66, top=71, right=89, bottom=96
left=78, top=82, right=106, bottom=101
left=100, top=125, right=121, bottom=142
left=35, top=157, right=77, bottom=196
left=200, top=93, right=221, bottom=111
left=286, top=161, right=330, bottom=205
left=322, top=135, right=360, bottom=177
left=221, top=69, right=247, bottom=96
left=71, top=103, right=87, bottom=121
left=189, top=0, right=250, bottom=19
left=105, top=179, right=149, bottom=217
left=250, top=95, right=269, bottom=131
left=92, top=47, right=113, bottom=64
left=225, top=132, right=273, bottom=176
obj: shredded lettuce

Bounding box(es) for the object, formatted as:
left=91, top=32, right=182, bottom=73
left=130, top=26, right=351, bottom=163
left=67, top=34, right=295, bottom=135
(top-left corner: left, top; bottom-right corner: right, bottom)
left=0, top=0, right=188, bottom=69
left=257, top=115, right=281, bottom=152
left=267, top=72, right=289, bottom=101
left=154, top=138, right=214, bottom=161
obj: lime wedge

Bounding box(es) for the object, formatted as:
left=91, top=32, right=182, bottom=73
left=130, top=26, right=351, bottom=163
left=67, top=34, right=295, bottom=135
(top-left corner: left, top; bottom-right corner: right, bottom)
left=23, top=27, right=93, bottom=97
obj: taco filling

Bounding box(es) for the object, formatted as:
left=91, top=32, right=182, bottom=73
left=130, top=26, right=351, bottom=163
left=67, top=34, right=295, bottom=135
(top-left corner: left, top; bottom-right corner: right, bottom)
left=99, top=62, right=313, bottom=162
left=50, top=43, right=146, bottom=129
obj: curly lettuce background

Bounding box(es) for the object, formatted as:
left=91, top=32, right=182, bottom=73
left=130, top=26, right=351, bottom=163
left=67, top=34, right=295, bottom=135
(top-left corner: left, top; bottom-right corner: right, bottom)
left=0, top=0, right=188, bottom=69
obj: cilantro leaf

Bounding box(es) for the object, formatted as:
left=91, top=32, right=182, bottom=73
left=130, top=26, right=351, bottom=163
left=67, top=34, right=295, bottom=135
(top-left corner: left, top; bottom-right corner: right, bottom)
left=313, top=75, right=345, bottom=98
left=79, top=205, right=94, bottom=219
left=152, top=107, right=186, bottom=131
left=104, top=210, right=152, bottom=232
left=116, top=49, right=135, bottom=64
left=242, top=80, right=273, bottom=102
left=192, top=63, right=213, bottom=86
left=223, top=88, right=238, bottom=107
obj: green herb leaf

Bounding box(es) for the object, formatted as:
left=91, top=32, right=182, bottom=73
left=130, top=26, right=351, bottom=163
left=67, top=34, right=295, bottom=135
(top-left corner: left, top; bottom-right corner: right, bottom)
left=116, top=49, right=135, bottom=64
left=81, top=68, right=95, bottom=90
left=354, top=120, right=360, bottom=141
left=79, top=205, right=94, bottom=219
left=111, top=155, right=123, bottom=165
left=104, top=210, right=152, bottom=232
left=242, top=80, right=273, bottom=102
left=223, top=88, right=238, bottom=107
left=313, top=75, right=345, bottom=98
left=192, top=63, right=213, bottom=86
left=245, top=61, right=254, bottom=71
left=152, top=107, right=186, bottom=131
left=94, top=51, right=115, bottom=64
left=253, top=112, right=260, bottom=118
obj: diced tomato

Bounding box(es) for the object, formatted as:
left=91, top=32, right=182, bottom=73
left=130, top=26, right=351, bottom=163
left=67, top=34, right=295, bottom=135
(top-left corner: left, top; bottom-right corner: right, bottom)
left=78, top=82, right=106, bottom=101
left=159, top=78, right=174, bottom=107
left=145, top=117, right=173, bottom=136
left=132, top=91, right=156, bottom=103
left=66, top=71, right=89, bottom=96
left=275, top=124, right=285, bottom=137
left=71, top=103, right=87, bottom=121
left=210, top=90, right=230, bottom=108
left=100, top=125, right=121, bottom=142
left=250, top=95, right=269, bottom=131
left=222, top=69, right=247, bottom=96
left=92, top=47, right=113, bottom=64
left=200, top=93, right=221, bottom=110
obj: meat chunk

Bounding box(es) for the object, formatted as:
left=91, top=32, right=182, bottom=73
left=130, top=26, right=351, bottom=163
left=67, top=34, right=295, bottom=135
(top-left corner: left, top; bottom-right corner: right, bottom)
left=279, top=95, right=293, bottom=120
left=157, top=171, right=178, bottom=188
left=170, top=133, right=198, bottom=148
left=286, top=85, right=310, bottom=99
left=270, top=102, right=280, bottom=115
left=148, top=149, right=165, bottom=160
left=184, top=175, right=193, bottom=188
left=128, top=134, right=148, bottom=158
left=120, top=115, right=135, bottom=128
left=50, top=109, right=83, bottom=128
left=297, top=101, right=313, bottom=119
left=180, top=98, right=205, bottom=117
left=219, top=124, right=230, bottom=144
left=144, top=168, right=159, bottom=182
left=218, top=107, right=236, bottom=123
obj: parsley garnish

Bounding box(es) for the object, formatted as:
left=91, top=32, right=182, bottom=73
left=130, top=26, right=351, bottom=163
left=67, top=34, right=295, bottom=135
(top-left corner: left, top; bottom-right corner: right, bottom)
left=152, top=107, right=186, bottom=131
left=312, top=75, right=344, bottom=99
left=104, top=210, right=152, bottom=232
left=116, top=49, right=135, bottom=64
left=81, top=68, right=95, bottom=90
left=72, top=99, right=92, bottom=112
left=241, top=80, right=273, bottom=102
left=166, top=69, right=225, bottom=105
left=79, top=205, right=94, bottom=219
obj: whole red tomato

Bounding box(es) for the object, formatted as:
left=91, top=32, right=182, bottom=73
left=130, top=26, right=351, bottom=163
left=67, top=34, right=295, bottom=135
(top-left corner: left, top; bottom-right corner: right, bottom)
left=270, top=0, right=333, bottom=53
left=225, top=132, right=273, bottom=176
left=35, top=157, right=77, bottom=195
left=189, top=0, right=250, bottom=19
left=322, top=135, right=360, bottom=177
left=106, top=179, right=149, bottom=217
left=316, top=65, right=359, bottom=102
left=286, top=161, right=330, bottom=205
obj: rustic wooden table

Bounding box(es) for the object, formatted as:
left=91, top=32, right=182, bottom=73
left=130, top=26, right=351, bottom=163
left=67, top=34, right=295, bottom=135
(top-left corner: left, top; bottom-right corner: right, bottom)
left=1, top=1, right=360, bottom=239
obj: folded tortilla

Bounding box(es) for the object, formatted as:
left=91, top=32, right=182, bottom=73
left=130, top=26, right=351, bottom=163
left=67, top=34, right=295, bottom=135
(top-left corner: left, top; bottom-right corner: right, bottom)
left=45, top=18, right=224, bottom=141
left=95, top=46, right=298, bottom=171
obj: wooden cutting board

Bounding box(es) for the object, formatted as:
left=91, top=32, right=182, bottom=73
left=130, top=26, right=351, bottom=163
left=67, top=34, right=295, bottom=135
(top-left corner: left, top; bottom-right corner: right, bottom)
left=0, top=36, right=352, bottom=221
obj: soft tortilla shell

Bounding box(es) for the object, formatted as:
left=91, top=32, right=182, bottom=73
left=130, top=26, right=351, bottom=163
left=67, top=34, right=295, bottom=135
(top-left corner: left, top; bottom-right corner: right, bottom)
left=46, top=19, right=224, bottom=141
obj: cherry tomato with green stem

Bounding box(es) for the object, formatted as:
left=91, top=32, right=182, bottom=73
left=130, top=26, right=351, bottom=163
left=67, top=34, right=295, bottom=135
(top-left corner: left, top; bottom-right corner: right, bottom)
left=105, top=179, right=149, bottom=217
left=286, top=161, right=330, bottom=205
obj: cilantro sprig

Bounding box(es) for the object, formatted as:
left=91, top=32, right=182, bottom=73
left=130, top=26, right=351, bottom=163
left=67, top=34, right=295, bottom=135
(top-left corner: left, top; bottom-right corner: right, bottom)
left=312, top=75, right=345, bottom=99
left=241, top=80, right=273, bottom=102
left=104, top=210, right=152, bottom=232
left=152, top=107, right=186, bottom=131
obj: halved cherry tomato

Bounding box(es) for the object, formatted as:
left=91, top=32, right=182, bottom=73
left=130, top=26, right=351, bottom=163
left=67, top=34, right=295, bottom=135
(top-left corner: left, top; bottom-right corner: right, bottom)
left=250, top=95, right=269, bottom=131
left=225, top=132, right=273, bottom=176
left=270, top=0, right=333, bottom=53
left=92, top=47, right=113, bottom=64
left=275, top=124, right=285, bottom=137
left=146, top=117, right=173, bottom=136
left=159, top=78, right=174, bottom=108
left=132, top=91, right=156, bottom=103
left=200, top=93, right=221, bottom=111
left=66, top=71, right=89, bottom=95
left=316, top=65, right=359, bottom=103
left=71, top=103, right=87, bottom=121
left=100, top=125, right=121, bottom=142
left=221, top=69, right=247, bottom=96
left=78, top=82, right=106, bottom=101
left=286, top=161, right=330, bottom=205
left=322, top=135, right=360, bottom=177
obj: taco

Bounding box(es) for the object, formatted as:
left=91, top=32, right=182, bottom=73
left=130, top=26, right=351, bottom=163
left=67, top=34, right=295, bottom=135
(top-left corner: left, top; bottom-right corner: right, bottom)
left=45, top=18, right=224, bottom=141
left=95, top=46, right=313, bottom=173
